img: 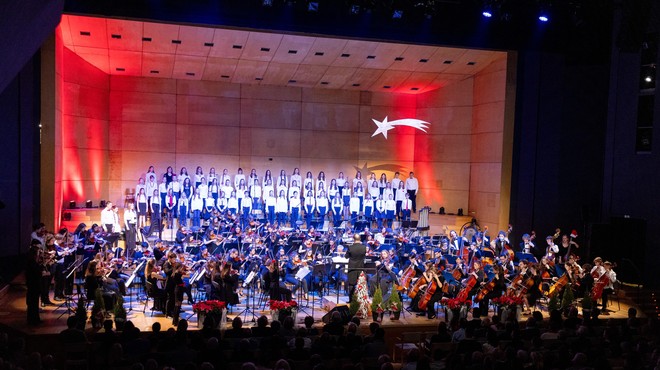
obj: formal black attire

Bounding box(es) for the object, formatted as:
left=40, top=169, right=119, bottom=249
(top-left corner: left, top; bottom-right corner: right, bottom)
left=26, top=250, right=42, bottom=324
left=346, top=241, right=366, bottom=298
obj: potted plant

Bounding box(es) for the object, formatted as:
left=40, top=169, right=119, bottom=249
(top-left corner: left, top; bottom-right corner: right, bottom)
left=268, top=300, right=298, bottom=323
left=387, top=291, right=402, bottom=320
left=492, top=296, right=524, bottom=322
left=74, top=297, right=88, bottom=331
left=349, top=295, right=360, bottom=318
left=548, top=292, right=559, bottom=312
left=113, top=295, right=127, bottom=331
left=371, top=287, right=384, bottom=322
left=90, top=288, right=106, bottom=329
left=561, top=284, right=575, bottom=317
left=193, top=300, right=228, bottom=329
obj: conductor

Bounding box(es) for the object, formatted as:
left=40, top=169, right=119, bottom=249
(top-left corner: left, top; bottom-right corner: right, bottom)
left=346, top=233, right=366, bottom=298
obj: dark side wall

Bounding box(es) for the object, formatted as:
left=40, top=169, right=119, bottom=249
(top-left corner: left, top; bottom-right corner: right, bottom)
left=0, top=54, right=41, bottom=281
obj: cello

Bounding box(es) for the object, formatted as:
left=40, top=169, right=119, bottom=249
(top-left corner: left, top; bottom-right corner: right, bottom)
left=474, top=278, right=496, bottom=302
left=502, top=225, right=514, bottom=261
left=408, top=275, right=427, bottom=299
left=418, top=278, right=438, bottom=310
left=546, top=273, right=568, bottom=298
left=397, top=260, right=418, bottom=292
left=456, top=275, right=477, bottom=301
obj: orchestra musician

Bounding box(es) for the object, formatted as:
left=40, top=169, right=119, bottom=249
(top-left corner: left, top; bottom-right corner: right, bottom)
left=418, top=263, right=445, bottom=319
left=565, top=255, right=583, bottom=284
left=215, top=262, right=239, bottom=306
left=493, top=230, right=510, bottom=258
left=169, top=259, right=188, bottom=325
left=476, top=264, right=506, bottom=317
left=163, top=252, right=178, bottom=318
left=346, top=233, right=365, bottom=298
left=369, top=249, right=399, bottom=296
left=521, top=263, right=542, bottom=315
left=520, top=233, right=536, bottom=255
left=124, top=202, right=138, bottom=259
left=600, top=261, right=617, bottom=315
left=145, top=258, right=167, bottom=313
left=544, top=235, right=559, bottom=264
left=284, top=253, right=309, bottom=300
left=560, top=234, right=579, bottom=263
left=263, top=259, right=292, bottom=301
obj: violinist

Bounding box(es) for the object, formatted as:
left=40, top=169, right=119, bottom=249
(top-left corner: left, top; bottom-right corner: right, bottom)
left=163, top=252, right=178, bottom=318
left=449, top=230, right=466, bottom=257
left=431, top=249, right=447, bottom=271
left=215, top=263, right=239, bottom=306
left=263, top=259, right=292, bottom=301
left=330, top=244, right=348, bottom=289
left=227, top=248, right=243, bottom=272
left=418, top=263, right=444, bottom=319
left=521, top=263, right=542, bottom=315
left=565, top=255, right=583, bottom=284
left=538, top=257, right=556, bottom=292
left=476, top=264, right=506, bottom=317
left=285, top=253, right=309, bottom=299
left=498, top=255, right=515, bottom=279
left=169, top=259, right=188, bottom=325
left=600, top=261, right=617, bottom=314
left=578, top=263, right=594, bottom=298
left=369, top=249, right=398, bottom=296
left=452, top=257, right=467, bottom=279
left=145, top=258, right=167, bottom=312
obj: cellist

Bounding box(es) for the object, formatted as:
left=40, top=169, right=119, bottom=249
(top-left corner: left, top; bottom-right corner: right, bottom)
left=600, top=261, right=617, bottom=315
left=476, top=264, right=506, bottom=317
left=417, top=264, right=444, bottom=319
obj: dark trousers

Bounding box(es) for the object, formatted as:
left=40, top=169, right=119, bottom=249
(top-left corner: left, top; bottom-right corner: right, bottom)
left=602, top=287, right=614, bottom=310
left=27, top=286, right=41, bottom=324
left=407, top=190, right=417, bottom=212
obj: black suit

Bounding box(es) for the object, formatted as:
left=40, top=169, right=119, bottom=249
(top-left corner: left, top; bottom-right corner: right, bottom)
left=346, top=242, right=366, bottom=297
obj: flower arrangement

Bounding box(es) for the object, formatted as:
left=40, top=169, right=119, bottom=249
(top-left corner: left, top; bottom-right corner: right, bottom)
left=442, top=297, right=472, bottom=310
left=192, top=300, right=227, bottom=315
left=269, top=299, right=298, bottom=313
left=491, top=296, right=524, bottom=308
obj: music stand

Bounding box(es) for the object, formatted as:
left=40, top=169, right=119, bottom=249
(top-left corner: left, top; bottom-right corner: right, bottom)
left=236, top=264, right=260, bottom=323
left=515, top=252, right=538, bottom=264
left=126, top=260, right=146, bottom=312
left=57, top=258, right=87, bottom=318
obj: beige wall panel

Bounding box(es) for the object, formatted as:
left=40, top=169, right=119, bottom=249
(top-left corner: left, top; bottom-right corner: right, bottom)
left=479, top=56, right=507, bottom=75
left=107, top=180, right=125, bottom=206
left=289, top=65, right=328, bottom=87
left=201, top=57, right=238, bottom=82
left=243, top=128, right=301, bottom=158
left=62, top=115, right=109, bottom=149
left=240, top=84, right=302, bottom=102
left=472, top=101, right=505, bottom=134
left=358, top=133, right=415, bottom=162
left=142, top=23, right=179, bottom=54
left=422, top=162, right=471, bottom=191
left=361, top=91, right=417, bottom=109
left=175, top=125, right=241, bottom=155
left=296, top=159, right=361, bottom=180
left=62, top=179, right=109, bottom=203
left=62, top=82, right=109, bottom=119
left=414, top=134, right=471, bottom=163
left=109, top=91, right=177, bottom=123
left=108, top=150, right=122, bottom=181
left=109, top=120, right=122, bottom=150
left=121, top=151, right=177, bottom=181
left=105, top=19, right=143, bottom=52
left=176, top=95, right=241, bottom=126
left=176, top=79, right=241, bottom=98
left=470, top=132, right=503, bottom=163
left=473, top=69, right=506, bottom=105
left=61, top=147, right=109, bottom=181
left=358, top=105, right=417, bottom=134
left=301, top=102, right=360, bottom=132
left=469, top=163, right=502, bottom=194
left=140, top=52, right=175, bottom=78
left=240, top=99, right=302, bottom=129
left=242, top=157, right=303, bottom=177
left=417, top=77, right=473, bottom=108
left=121, top=122, right=176, bottom=152
left=299, top=130, right=359, bottom=159
left=468, top=191, right=500, bottom=225
left=419, top=189, right=469, bottom=214
left=416, top=106, right=473, bottom=135
left=110, top=75, right=177, bottom=94
left=301, top=88, right=360, bottom=105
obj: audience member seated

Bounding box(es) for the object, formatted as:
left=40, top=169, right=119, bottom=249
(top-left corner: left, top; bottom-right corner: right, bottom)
left=224, top=317, right=251, bottom=339
left=58, top=316, right=87, bottom=344
left=251, top=315, right=272, bottom=337
left=322, top=311, right=345, bottom=336
left=429, top=321, right=451, bottom=343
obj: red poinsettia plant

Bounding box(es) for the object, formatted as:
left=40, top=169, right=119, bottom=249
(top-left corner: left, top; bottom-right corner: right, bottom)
left=442, top=297, right=472, bottom=310
left=269, top=299, right=298, bottom=312
left=192, top=300, right=227, bottom=315
left=491, top=296, right=524, bottom=308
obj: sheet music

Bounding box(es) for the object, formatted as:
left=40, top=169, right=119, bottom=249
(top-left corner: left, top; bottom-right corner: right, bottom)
left=295, top=266, right=311, bottom=280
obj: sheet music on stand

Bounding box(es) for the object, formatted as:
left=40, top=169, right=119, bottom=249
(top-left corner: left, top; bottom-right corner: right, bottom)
left=295, top=266, right=311, bottom=280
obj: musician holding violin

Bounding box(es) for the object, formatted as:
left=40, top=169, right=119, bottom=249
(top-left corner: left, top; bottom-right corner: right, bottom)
left=369, top=249, right=399, bottom=296
left=285, top=253, right=309, bottom=300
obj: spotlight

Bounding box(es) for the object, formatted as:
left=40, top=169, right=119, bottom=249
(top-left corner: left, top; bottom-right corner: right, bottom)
left=482, top=10, right=492, bottom=17
left=99, top=200, right=107, bottom=208
left=86, top=200, right=93, bottom=208
left=392, top=9, right=403, bottom=19
left=69, top=200, right=76, bottom=209
left=307, top=1, right=318, bottom=12
left=439, top=207, right=445, bottom=215
left=63, top=212, right=72, bottom=221
left=262, top=0, right=273, bottom=6
left=350, top=4, right=360, bottom=15
left=457, top=208, right=464, bottom=216
left=646, top=76, right=653, bottom=83
left=539, top=14, right=549, bottom=22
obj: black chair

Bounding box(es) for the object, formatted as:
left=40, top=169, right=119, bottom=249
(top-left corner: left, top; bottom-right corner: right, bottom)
left=143, top=281, right=165, bottom=316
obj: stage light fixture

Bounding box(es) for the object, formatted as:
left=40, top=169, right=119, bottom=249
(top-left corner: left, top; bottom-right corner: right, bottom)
left=482, top=7, right=493, bottom=18
left=439, top=207, right=445, bottom=215
left=350, top=4, right=360, bottom=15
left=86, top=200, right=93, bottom=208
left=262, top=0, right=273, bottom=6
left=539, top=14, right=549, bottom=22
left=69, top=200, right=76, bottom=209
left=457, top=208, right=464, bottom=216
left=646, top=76, right=653, bottom=83
left=307, top=1, right=319, bottom=12
left=100, top=200, right=107, bottom=208
left=392, top=9, right=403, bottom=19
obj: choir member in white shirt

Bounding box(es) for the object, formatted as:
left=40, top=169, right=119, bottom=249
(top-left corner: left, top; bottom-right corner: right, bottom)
left=288, top=180, right=301, bottom=200
left=263, top=179, right=274, bottom=204
left=101, top=202, right=116, bottom=233
left=378, top=173, right=388, bottom=196
left=222, top=179, right=233, bottom=202
left=248, top=168, right=259, bottom=187
left=276, top=177, right=288, bottom=202
left=316, top=171, right=326, bottom=192
left=383, top=182, right=394, bottom=203
left=164, top=188, right=178, bottom=228
left=276, top=190, right=288, bottom=227
left=303, top=182, right=314, bottom=201
left=289, top=190, right=301, bottom=225
left=197, top=177, right=209, bottom=208
left=385, top=193, right=396, bottom=228
left=179, top=167, right=190, bottom=186
left=250, top=179, right=263, bottom=211
left=124, top=202, right=138, bottom=256
left=278, top=169, right=288, bottom=189
left=362, top=196, right=374, bottom=227
left=236, top=179, right=248, bottom=210
left=241, top=191, right=252, bottom=229
left=165, top=166, right=175, bottom=185
left=304, top=190, right=315, bottom=229
left=146, top=165, right=157, bottom=183
left=220, top=168, right=231, bottom=188
left=170, top=175, right=181, bottom=198
left=263, top=169, right=273, bottom=189
left=317, top=182, right=327, bottom=201
left=194, top=166, right=204, bottom=188
left=190, top=189, right=204, bottom=228
left=316, top=191, right=329, bottom=230
left=349, top=193, right=361, bottom=227
left=265, top=190, right=276, bottom=226
left=136, top=187, right=148, bottom=228
left=216, top=191, right=227, bottom=214
left=391, top=171, right=402, bottom=192
left=227, top=191, right=239, bottom=216
left=209, top=178, right=220, bottom=202
left=336, top=172, right=347, bottom=198
left=158, top=176, right=169, bottom=208
left=204, top=194, right=216, bottom=221
left=342, top=177, right=351, bottom=219
left=182, top=177, right=193, bottom=200
left=354, top=181, right=365, bottom=211
left=405, top=171, right=419, bottom=213
left=392, top=180, right=410, bottom=220
left=207, top=167, right=218, bottom=187
left=328, top=179, right=339, bottom=201
left=136, top=177, right=146, bottom=200
left=150, top=190, right=162, bottom=237
left=234, top=168, right=246, bottom=189
left=177, top=193, right=189, bottom=228
left=290, top=168, right=302, bottom=190
left=368, top=179, right=380, bottom=200
left=146, top=174, right=158, bottom=206
left=401, top=192, right=412, bottom=222
left=331, top=194, right=343, bottom=227
left=303, top=171, right=314, bottom=191
left=353, top=171, right=364, bottom=194
left=374, top=194, right=386, bottom=229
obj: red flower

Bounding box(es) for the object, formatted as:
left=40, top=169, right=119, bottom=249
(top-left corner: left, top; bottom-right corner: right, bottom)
left=441, top=297, right=472, bottom=310
left=269, top=299, right=298, bottom=312
left=192, top=300, right=227, bottom=315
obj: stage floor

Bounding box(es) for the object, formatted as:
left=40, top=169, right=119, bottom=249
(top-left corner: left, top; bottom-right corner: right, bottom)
left=1, top=273, right=640, bottom=337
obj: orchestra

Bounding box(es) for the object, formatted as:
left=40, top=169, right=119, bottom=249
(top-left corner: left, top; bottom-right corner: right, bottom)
left=29, top=164, right=625, bottom=327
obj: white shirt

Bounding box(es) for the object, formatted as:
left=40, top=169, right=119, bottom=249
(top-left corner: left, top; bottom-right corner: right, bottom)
left=165, top=194, right=177, bottom=209
left=289, top=196, right=301, bottom=210
left=276, top=197, right=288, bottom=213
left=250, top=185, right=262, bottom=199
left=362, top=198, right=374, bottom=212
left=234, top=174, right=246, bottom=188
left=136, top=184, right=146, bottom=197
left=349, top=197, right=360, bottom=213
left=198, top=184, right=209, bottom=199
left=375, top=199, right=386, bottom=213
left=216, top=198, right=227, bottom=211
left=290, top=174, right=302, bottom=188
left=146, top=181, right=157, bottom=197
left=304, top=197, right=315, bottom=210
left=227, top=197, right=239, bottom=210
left=190, top=197, right=203, bottom=211
left=402, top=199, right=413, bottom=211
left=170, top=181, right=181, bottom=192
left=368, top=184, right=380, bottom=199
left=158, top=182, right=168, bottom=194
left=241, top=197, right=252, bottom=212
left=194, top=174, right=205, bottom=184
left=391, top=177, right=402, bottom=190
left=124, top=209, right=137, bottom=227
left=205, top=197, right=216, bottom=210
left=222, top=185, right=234, bottom=200
left=101, top=207, right=115, bottom=225
left=336, top=177, right=346, bottom=187
left=385, top=199, right=396, bottom=212
left=406, top=177, right=419, bottom=193
left=316, top=197, right=328, bottom=211
left=332, top=198, right=342, bottom=209
left=265, top=195, right=277, bottom=209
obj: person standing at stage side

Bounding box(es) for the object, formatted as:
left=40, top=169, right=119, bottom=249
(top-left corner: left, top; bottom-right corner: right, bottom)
left=26, top=242, right=42, bottom=325
left=124, top=202, right=137, bottom=259
left=395, top=180, right=406, bottom=221
left=347, top=234, right=366, bottom=299
left=190, top=188, right=203, bottom=228
left=405, top=172, right=419, bottom=213
left=234, top=168, right=246, bottom=189
left=101, top=201, right=115, bottom=233
left=150, top=190, right=162, bottom=238
left=136, top=187, right=148, bottom=228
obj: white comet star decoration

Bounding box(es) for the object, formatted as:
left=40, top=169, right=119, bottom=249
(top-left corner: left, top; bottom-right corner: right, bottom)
left=371, top=116, right=431, bottom=139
